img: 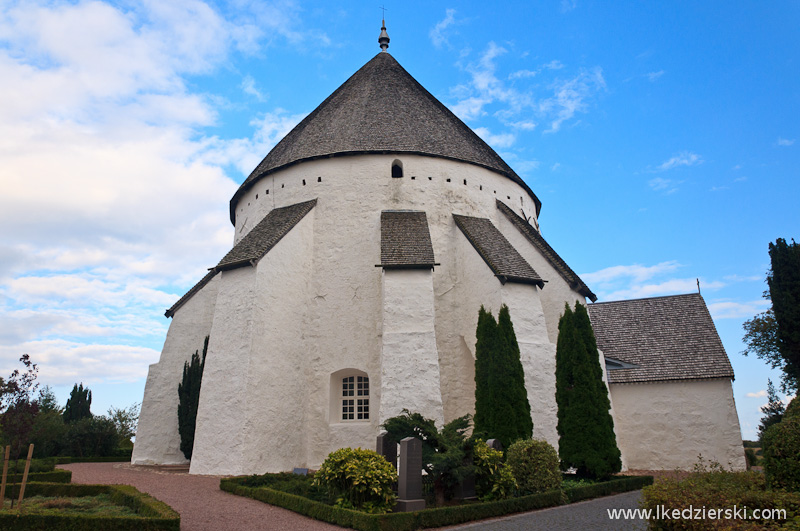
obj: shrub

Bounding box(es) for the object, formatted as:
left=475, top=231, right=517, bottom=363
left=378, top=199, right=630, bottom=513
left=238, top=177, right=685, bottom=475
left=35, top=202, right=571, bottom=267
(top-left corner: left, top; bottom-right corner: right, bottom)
left=506, top=439, right=562, bottom=495
left=762, top=411, right=800, bottom=492
left=62, top=416, right=120, bottom=457
left=312, top=447, right=397, bottom=514
left=641, top=461, right=800, bottom=530
left=473, top=439, right=516, bottom=501
left=745, top=448, right=758, bottom=468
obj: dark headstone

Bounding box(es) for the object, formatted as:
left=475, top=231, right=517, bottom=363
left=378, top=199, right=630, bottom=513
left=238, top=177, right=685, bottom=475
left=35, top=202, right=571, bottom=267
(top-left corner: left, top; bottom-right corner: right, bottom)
left=396, top=436, right=425, bottom=512
left=376, top=432, right=397, bottom=469
left=453, top=472, right=476, bottom=500
left=486, top=439, right=503, bottom=452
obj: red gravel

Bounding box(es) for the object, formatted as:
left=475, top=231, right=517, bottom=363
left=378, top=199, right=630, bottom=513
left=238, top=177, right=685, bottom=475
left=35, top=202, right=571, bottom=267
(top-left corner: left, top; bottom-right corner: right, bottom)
left=59, top=462, right=342, bottom=531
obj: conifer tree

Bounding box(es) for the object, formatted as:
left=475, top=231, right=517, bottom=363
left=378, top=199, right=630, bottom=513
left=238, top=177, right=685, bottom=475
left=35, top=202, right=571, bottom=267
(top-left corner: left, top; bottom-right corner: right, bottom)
left=178, top=336, right=208, bottom=460
left=473, top=305, right=532, bottom=448
left=63, top=383, right=92, bottom=424
left=767, top=238, right=800, bottom=392
left=473, top=306, right=498, bottom=436
left=555, top=303, right=621, bottom=479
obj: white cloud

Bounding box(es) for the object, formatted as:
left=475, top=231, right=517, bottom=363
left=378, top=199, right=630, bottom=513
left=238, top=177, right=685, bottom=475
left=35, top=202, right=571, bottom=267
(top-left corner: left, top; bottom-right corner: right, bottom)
left=509, top=70, right=537, bottom=80
left=241, top=75, right=266, bottom=101
left=646, top=70, right=664, bottom=82
left=473, top=127, right=516, bottom=149
left=551, top=163, right=561, bottom=171
left=655, top=151, right=703, bottom=171
left=746, top=390, right=767, bottom=398
left=706, top=299, right=770, bottom=319
left=648, top=177, right=681, bottom=194
left=540, top=67, right=606, bottom=132
left=777, top=137, right=795, bottom=146
left=430, top=8, right=457, bottom=49
left=561, top=0, right=577, bottom=12
left=582, top=261, right=682, bottom=285
left=582, top=261, right=728, bottom=301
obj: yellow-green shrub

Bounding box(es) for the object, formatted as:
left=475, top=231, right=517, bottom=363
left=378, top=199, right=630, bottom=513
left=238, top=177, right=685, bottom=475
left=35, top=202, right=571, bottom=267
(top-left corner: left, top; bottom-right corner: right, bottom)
left=473, top=439, right=516, bottom=500
left=312, top=447, right=397, bottom=514
left=506, top=439, right=561, bottom=495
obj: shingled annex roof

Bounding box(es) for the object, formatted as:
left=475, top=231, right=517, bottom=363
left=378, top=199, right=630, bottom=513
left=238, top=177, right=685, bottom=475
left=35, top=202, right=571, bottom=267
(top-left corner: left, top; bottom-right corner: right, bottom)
left=165, top=270, right=217, bottom=318
left=229, top=52, right=541, bottom=224
left=380, top=211, right=436, bottom=269
left=496, top=200, right=596, bottom=302
left=453, top=214, right=543, bottom=287
left=216, top=199, right=317, bottom=271
left=587, top=293, right=735, bottom=385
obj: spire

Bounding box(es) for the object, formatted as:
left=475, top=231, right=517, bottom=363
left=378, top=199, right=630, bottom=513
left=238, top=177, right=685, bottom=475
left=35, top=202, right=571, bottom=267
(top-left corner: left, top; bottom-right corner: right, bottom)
left=379, top=19, right=390, bottom=51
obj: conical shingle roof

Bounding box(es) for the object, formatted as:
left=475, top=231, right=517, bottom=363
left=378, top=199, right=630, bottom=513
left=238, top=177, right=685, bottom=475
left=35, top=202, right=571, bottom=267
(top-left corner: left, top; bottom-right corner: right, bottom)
left=230, top=52, right=540, bottom=223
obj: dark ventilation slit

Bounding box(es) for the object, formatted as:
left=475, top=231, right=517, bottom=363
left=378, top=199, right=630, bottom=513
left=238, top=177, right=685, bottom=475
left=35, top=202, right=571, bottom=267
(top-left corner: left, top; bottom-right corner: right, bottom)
left=303, top=179, right=306, bottom=186
left=428, top=176, right=432, bottom=181
left=463, top=179, right=467, bottom=185
left=318, top=176, right=322, bottom=182
left=480, top=185, right=483, bottom=191
left=282, top=184, right=285, bottom=188
left=391, top=159, right=403, bottom=178
left=411, top=176, right=416, bottom=180
left=446, top=178, right=451, bottom=182
left=256, top=194, right=259, bottom=199
left=266, top=189, right=270, bottom=195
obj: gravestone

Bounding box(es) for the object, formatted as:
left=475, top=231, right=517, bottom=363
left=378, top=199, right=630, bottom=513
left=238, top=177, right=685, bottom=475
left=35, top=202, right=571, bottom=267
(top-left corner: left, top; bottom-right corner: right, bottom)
left=396, top=437, right=425, bottom=512
left=486, top=439, right=503, bottom=452
left=376, top=431, right=397, bottom=469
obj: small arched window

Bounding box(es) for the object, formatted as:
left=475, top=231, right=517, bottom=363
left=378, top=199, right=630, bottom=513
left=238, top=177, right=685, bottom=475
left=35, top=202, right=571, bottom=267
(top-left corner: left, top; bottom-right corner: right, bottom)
left=330, top=369, right=370, bottom=423
left=391, top=160, right=403, bottom=178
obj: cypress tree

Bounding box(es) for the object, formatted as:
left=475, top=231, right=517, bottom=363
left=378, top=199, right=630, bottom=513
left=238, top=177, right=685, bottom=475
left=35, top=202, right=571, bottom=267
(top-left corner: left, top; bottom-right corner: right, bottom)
left=767, top=238, right=800, bottom=392
left=473, top=306, right=498, bottom=437
left=495, top=304, right=533, bottom=447
left=556, top=302, right=621, bottom=479
left=63, top=383, right=92, bottom=424
left=178, top=336, right=208, bottom=460
left=473, top=305, right=532, bottom=448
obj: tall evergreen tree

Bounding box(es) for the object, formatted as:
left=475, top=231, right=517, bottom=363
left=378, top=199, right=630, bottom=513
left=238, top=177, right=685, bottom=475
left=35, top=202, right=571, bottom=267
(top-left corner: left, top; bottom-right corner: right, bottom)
left=555, top=302, right=621, bottom=479
left=758, top=378, right=785, bottom=441
left=767, top=238, right=800, bottom=392
left=178, top=336, right=208, bottom=460
left=473, top=305, right=532, bottom=448
left=473, top=306, right=498, bottom=436
left=63, top=383, right=92, bottom=424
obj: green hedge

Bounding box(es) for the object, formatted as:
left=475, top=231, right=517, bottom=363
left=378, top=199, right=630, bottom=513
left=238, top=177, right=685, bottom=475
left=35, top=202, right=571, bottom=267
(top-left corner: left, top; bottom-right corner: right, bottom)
left=220, top=473, right=651, bottom=531
left=0, top=483, right=180, bottom=531
left=4, top=469, right=72, bottom=484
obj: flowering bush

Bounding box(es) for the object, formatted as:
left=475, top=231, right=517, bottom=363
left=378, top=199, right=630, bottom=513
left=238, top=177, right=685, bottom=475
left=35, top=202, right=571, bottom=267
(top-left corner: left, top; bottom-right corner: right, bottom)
left=506, top=439, right=562, bottom=495
left=312, top=447, right=397, bottom=514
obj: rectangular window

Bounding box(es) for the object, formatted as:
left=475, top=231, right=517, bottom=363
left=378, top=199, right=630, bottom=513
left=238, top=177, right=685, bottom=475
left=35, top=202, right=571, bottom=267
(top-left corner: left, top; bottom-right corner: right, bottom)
left=342, top=375, right=369, bottom=421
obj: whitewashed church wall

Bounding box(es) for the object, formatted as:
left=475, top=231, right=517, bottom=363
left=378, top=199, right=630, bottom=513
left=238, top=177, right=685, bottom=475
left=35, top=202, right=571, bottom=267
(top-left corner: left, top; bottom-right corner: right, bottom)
left=243, top=210, right=316, bottom=473
left=132, top=274, right=219, bottom=466
left=609, top=378, right=746, bottom=471
left=497, top=213, right=586, bottom=344
left=190, top=266, right=258, bottom=475
left=380, top=269, right=445, bottom=426
left=500, top=283, right=559, bottom=449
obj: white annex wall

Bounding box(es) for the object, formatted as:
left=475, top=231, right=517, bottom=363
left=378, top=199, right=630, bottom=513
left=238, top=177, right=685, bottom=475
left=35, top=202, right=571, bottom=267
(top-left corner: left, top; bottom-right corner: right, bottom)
left=610, top=378, right=746, bottom=471
left=132, top=274, right=219, bottom=466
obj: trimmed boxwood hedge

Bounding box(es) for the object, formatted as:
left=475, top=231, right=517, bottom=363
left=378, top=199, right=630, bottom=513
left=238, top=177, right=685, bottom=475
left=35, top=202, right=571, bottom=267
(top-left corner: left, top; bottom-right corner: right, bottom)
left=4, top=469, right=72, bottom=484
left=220, top=474, right=653, bottom=531
left=0, top=483, right=180, bottom=531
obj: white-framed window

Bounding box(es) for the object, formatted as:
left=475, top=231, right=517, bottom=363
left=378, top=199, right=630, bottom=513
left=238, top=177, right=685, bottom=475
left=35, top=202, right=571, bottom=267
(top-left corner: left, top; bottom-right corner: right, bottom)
left=341, top=375, right=369, bottom=421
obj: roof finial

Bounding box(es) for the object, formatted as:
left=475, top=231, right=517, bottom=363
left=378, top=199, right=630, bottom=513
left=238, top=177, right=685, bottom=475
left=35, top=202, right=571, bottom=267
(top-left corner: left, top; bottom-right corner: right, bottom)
left=378, top=10, right=390, bottom=52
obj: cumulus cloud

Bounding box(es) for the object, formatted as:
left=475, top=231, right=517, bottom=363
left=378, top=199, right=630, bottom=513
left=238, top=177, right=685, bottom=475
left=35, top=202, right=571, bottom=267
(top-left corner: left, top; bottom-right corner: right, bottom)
left=706, top=299, right=770, bottom=319
left=746, top=390, right=767, bottom=398
left=582, top=261, right=727, bottom=301
left=474, top=127, right=516, bottom=149
left=0, top=0, right=318, bottom=390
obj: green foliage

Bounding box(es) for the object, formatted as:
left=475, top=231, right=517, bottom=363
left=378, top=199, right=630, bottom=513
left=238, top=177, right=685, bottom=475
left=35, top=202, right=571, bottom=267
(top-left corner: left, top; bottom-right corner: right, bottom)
left=107, top=402, right=140, bottom=444
left=177, top=336, right=208, bottom=460
left=62, top=416, right=120, bottom=457
left=768, top=238, right=800, bottom=393
left=37, top=385, right=62, bottom=414
left=762, top=410, right=800, bottom=492
left=63, top=383, right=92, bottom=424
left=786, top=397, right=800, bottom=420
left=555, top=303, right=621, bottom=479
left=30, top=409, right=68, bottom=458
left=239, top=472, right=330, bottom=503
left=381, top=410, right=474, bottom=503
left=745, top=448, right=759, bottom=467
left=760, top=379, right=787, bottom=441
left=506, top=438, right=562, bottom=495
left=641, top=462, right=800, bottom=530
left=473, top=439, right=516, bottom=501
left=473, top=305, right=532, bottom=449
left=312, top=447, right=397, bottom=514
left=0, top=354, right=40, bottom=458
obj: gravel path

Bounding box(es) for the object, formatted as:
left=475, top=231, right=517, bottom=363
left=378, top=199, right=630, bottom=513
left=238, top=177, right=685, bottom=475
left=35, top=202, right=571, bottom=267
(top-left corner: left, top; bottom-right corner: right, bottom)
left=60, top=463, right=648, bottom=531
left=60, top=462, right=341, bottom=531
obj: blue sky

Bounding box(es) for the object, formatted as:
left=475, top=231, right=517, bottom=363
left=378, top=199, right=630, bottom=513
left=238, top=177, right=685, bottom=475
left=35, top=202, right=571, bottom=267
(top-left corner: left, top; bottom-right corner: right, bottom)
left=0, top=1, right=797, bottom=440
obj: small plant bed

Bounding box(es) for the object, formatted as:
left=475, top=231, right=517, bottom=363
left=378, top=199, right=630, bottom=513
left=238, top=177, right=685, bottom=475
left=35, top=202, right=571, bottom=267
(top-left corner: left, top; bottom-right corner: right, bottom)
left=0, top=483, right=180, bottom=530
left=221, top=472, right=652, bottom=531
left=2, top=494, right=140, bottom=517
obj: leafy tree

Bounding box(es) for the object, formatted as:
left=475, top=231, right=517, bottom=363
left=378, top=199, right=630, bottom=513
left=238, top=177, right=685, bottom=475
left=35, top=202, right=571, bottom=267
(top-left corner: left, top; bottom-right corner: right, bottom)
left=0, top=354, right=40, bottom=459
left=37, top=385, right=62, bottom=414
left=63, top=416, right=120, bottom=457
left=178, top=336, right=208, bottom=460
left=743, top=238, right=800, bottom=393
left=108, top=402, right=140, bottom=445
left=382, top=409, right=474, bottom=506
left=63, top=383, right=92, bottom=424
left=473, top=305, right=532, bottom=449
left=555, top=303, right=621, bottom=479
left=758, top=379, right=785, bottom=442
